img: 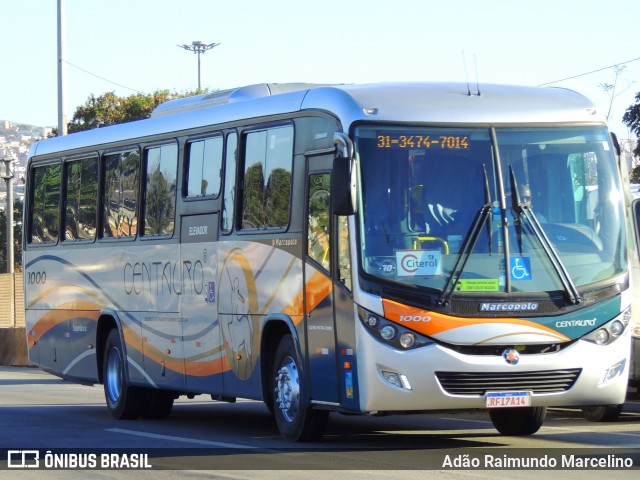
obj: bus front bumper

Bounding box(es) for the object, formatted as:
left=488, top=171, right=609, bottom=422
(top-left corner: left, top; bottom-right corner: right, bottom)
left=355, top=321, right=630, bottom=413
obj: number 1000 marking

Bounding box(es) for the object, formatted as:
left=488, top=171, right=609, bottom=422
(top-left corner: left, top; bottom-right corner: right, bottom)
left=27, top=271, right=47, bottom=285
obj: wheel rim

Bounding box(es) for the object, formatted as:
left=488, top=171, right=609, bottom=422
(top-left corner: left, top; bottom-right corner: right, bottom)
left=274, top=355, right=299, bottom=423
left=105, top=346, right=123, bottom=404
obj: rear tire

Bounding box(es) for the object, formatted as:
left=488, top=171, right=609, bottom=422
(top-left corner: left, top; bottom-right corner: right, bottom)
left=103, top=329, right=144, bottom=419
left=271, top=335, right=329, bottom=442
left=581, top=404, right=623, bottom=422
left=142, top=390, right=175, bottom=420
left=489, top=406, right=547, bottom=435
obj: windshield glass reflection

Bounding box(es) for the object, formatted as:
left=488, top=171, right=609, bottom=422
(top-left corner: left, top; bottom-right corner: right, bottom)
left=355, top=125, right=625, bottom=298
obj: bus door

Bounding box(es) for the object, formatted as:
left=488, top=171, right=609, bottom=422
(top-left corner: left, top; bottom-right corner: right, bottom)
left=305, top=154, right=340, bottom=404
left=180, top=213, right=224, bottom=394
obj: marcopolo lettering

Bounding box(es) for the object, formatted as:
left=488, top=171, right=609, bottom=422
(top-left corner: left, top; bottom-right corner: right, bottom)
left=479, top=302, right=539, bottom=312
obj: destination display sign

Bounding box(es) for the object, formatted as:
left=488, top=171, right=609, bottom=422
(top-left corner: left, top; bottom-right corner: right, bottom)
left=376, top=134, right=470, bottom=150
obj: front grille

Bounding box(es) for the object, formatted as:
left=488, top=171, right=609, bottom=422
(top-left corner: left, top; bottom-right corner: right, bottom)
left=435, top=368, right=581, bottom=396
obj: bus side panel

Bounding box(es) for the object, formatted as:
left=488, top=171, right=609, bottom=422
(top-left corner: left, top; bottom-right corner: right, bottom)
left=218, top=239, right=304, bottom=400
left=334, top=286, right=360, bottom=411
left=24, top=250, right=100, bottom=382
left=180, top=214, right=225, bottom=395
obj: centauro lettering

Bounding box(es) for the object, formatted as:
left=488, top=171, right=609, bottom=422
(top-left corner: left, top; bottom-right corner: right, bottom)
left=555, top=319, right=597, bottom=328
left=123, top=260, right=204, bottom=296
left=479, top=302, right=539, bottom=312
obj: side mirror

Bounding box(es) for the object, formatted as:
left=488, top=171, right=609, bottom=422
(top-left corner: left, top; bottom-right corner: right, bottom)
left=331, top=133, right=357, bottom=216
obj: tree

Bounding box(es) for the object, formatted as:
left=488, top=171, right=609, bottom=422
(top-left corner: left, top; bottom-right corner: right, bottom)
left=623, top=91, right=640, bottom=158
left=52, top=89, right=207, bottom=135
left=0, top=199, right=24, bottom=272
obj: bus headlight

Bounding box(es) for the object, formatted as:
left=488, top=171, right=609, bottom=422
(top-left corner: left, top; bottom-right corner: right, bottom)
left=594, top=328, right=610, bottom=345
left=584, top=308, right=630, bottom=346
left=380, top=325, right=397, bottom=341
left=399, top=332, right=416, bottom=349
left=610, top=320, right=625, bottom=337
left=358, top=306, right=434, bottom=351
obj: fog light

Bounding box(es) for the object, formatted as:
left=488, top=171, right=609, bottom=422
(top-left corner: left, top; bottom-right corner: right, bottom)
left=399, top=374, right=412, bottom=390
left=610, top=320, right=624, bottom=337
left=381, top=370, right=412, bottom=390
left=381, top=370, right=402, bottom=388
left=380, top=325, right=397, bottom=340
left=594, top=328, right=609, bottom=345
left=399, top=332, right=416, bottom=349
left=600, top=359, right=626, bottom=385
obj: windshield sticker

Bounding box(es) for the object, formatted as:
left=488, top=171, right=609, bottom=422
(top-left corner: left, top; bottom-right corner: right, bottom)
left=396, top=249, right=442, bottom=277
left=455, top=279, right=500, bottom=292
left=510, top=257, right=532, bottom=281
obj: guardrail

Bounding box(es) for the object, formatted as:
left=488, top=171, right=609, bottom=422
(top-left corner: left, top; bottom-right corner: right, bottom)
left=0, top=272, right=24, bottom=328
left=0, top=272, right=28, bottom=365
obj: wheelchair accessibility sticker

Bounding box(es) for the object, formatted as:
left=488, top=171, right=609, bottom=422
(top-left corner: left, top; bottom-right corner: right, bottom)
left=510, top=257, right=532, bottom=281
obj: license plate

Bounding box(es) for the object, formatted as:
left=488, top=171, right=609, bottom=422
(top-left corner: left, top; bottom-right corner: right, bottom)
left=485, top=391, right=531, bottom=408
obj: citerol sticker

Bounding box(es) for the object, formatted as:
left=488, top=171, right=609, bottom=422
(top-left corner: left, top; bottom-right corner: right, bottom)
left=396, top=250, right=442, bottom=277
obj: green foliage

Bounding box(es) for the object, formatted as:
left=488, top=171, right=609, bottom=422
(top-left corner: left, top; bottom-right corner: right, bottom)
left=56, top=89, right=206, bottom=134
left=145, top=166, right=173, bottom=235
left=0, top=200, right=23, bottom=272
left=623, top=91, right=640, bottom=158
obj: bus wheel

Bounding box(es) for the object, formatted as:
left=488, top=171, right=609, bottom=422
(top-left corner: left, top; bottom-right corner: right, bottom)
left=142, top=390, right=175, bottom=420
left=103, top=329, right=143, bottom=419
left=489, top=406, right=547, bottom=435
left=581, top=404, right=623, bottom=422
left=271, top=335, right=329, bottom=442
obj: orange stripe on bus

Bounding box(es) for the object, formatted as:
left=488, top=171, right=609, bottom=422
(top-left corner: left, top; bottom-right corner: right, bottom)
left=382, top=298, right=569, bottom=341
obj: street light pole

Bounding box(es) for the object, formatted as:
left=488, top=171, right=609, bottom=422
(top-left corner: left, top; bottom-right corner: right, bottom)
left=177, top=41, right=220, bottom=91
left=1, top=152, right=16, bottom=274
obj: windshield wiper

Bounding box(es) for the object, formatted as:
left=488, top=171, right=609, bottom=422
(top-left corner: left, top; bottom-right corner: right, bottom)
left=509, top=167, right=581, bottom=305
left=437, top=165, right=493, bottom=306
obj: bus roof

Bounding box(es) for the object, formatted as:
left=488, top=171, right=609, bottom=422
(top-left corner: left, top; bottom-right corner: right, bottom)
left=29, top=82, right=605, bottom=158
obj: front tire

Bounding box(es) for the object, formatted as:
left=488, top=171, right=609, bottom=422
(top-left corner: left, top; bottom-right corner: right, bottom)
left=271, top=335, right=329, bottom=442
left=103, top=329, right=145, bottom=419
left=489, top=406, right=547, bottom=435
left=581, top=404, right=623, bottom=422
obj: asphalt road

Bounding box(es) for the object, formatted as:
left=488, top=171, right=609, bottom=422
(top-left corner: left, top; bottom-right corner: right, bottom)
left=1, top=366, right=639, bottom=479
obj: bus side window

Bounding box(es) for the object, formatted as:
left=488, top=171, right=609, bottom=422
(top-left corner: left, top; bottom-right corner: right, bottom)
left=338, top=216, right=351, bottom=290
left=185, top=136, right=222, bottom=198
left=143, top=143, right=178, bottom=236
left=241, top=125, right=293, bottom=230
left=308, top=173, right=330, bottom=270
left=64, top=157, right=98, bottom=241
left=102, top=150, right=140, bottom=239
left=30, top=163, right=61, bottom=244
left=221, top=133, right=238, bottom=233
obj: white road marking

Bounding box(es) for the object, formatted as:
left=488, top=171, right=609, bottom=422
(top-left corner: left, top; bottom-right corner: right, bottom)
left=106, top=428, right=259, bottom=449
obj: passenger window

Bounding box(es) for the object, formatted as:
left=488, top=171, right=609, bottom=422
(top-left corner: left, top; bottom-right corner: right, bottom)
left=307, top=173, right=331, bottom=270
left=241, top=125, right=293, bottom=230
left=64, top=157, right=98, bottom=241
left=186, top=136, right=222, bottom=197
left=143, top=144, right=177, bottom=236
left=222, top=133, right=238, bottom=232
left=102, top=150, right=140, bottom=239
left=30, top=163, right=61, bottom=244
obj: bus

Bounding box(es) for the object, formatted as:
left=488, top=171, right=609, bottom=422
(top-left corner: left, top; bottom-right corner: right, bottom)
left=23, top=82, right=634, bottom=441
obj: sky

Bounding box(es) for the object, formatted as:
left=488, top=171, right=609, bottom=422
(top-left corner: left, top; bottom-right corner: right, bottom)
left=1, top=0, right=639, bottom=140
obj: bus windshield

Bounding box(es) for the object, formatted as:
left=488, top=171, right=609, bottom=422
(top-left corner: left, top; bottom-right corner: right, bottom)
left=356, top=125, right=626, bottom=298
